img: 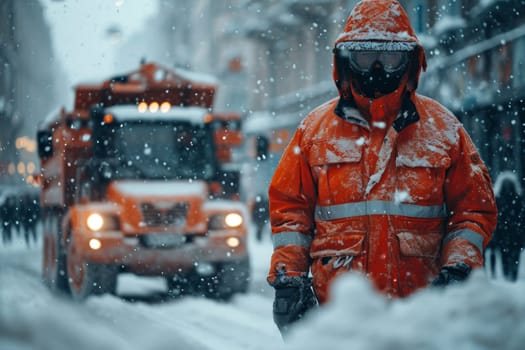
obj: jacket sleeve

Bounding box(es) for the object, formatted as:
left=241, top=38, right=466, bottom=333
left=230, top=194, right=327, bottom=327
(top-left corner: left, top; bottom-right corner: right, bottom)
left=442, top=126, right=498, bottom=268
left=267, top=127, right=317, bottom=286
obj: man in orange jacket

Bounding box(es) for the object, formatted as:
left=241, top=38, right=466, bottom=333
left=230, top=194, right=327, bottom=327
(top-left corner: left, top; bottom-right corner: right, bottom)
left=268, top=0, right=497, bottom=335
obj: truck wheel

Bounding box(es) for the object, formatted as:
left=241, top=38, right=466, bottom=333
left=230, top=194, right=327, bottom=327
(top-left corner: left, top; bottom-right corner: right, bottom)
left=42, top=233, right=53, bottom=286
left=67, top=234, right=94, bottom=301
left=43, top=213, right=70, bottom=295
left=66, top=234, right=117, bottom=300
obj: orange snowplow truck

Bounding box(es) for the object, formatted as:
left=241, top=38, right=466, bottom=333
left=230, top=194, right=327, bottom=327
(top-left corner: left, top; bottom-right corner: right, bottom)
left=36, top=62, right=250, bottom=300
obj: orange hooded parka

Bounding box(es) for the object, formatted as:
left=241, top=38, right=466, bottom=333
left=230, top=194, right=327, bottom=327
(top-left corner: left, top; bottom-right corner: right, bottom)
left=267, top=0, right=497, bottom=302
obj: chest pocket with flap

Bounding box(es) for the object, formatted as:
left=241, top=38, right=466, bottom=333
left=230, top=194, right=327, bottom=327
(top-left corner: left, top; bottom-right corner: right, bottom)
left=395, top=143, right=451, bottom=203
left=308, top=139, right=364, bottom=204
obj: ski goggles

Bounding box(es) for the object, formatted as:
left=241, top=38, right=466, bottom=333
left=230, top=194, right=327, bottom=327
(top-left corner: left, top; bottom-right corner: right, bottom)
left=335, top=42, right=415, bottom=73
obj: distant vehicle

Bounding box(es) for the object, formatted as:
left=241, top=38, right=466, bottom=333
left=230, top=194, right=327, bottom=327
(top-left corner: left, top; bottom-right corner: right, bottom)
left=242, top=112, right=301, bottom=241
left=209, top=111, right=244, bottom=201
left=37, top=62, right=250, bottom=300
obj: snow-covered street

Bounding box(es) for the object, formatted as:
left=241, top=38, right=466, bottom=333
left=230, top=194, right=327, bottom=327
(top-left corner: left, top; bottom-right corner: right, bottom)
left=3, top=226, right=525, bottom=350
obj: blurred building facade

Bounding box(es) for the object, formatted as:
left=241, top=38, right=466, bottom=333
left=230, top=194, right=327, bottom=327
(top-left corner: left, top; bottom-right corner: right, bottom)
left=116, top=0, right=525, bottom=184
left=414, top=0, right=525, bottom=182
left=0, top=0, right=61, bottom=186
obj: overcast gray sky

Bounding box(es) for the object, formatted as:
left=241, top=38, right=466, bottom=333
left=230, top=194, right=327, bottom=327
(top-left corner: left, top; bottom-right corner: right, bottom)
left=40, top=0, right=159, bottom=85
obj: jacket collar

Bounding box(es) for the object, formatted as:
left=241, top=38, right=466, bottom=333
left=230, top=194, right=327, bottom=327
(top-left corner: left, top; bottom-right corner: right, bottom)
left=334, top=98, right=369, bottom=128
left=334, top=93, right=419, bottom=132
left=392, top=95, right=419, bottom=132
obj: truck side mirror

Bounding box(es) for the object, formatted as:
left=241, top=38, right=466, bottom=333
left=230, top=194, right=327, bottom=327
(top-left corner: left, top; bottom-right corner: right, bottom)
left=37, top=130, right=53, bottom=158
left=91, top=106, right=115, bottom=158
left=256, top=135, right=269, bottom=161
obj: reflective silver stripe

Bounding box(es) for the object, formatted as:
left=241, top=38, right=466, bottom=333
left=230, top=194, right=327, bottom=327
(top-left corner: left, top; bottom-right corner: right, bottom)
left=272, top=231, right=312, bottom=249
left=443, top=229, right=484, bottom=252
left=315, top=200, right=446, bottom=220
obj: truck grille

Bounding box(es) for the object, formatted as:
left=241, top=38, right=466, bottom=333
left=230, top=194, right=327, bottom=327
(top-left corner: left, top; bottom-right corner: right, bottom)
left=140, top=202, right=188, bottom=227
left=139, top=233, right=191, bottom=249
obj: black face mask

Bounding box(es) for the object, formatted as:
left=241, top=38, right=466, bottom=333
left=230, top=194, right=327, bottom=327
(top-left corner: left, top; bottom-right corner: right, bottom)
left=351, top=61, right=408, bottom=98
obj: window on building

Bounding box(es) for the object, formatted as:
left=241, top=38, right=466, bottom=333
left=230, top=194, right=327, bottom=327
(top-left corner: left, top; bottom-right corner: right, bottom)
left=514, top=37, right=525, bottom=89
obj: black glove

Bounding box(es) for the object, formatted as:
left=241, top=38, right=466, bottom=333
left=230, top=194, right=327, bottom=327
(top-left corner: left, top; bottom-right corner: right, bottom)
left=273, top=280, right=318, bottom=336
left=431, top=262, right=472, bottom=287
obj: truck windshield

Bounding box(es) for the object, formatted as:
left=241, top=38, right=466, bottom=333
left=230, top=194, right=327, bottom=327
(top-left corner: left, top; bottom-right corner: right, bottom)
left=111, top=121, right=216, bottom=180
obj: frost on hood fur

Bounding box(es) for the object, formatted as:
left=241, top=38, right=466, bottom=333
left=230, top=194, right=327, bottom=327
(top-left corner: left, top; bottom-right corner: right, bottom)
left=333, top=0, right=427, bottom=95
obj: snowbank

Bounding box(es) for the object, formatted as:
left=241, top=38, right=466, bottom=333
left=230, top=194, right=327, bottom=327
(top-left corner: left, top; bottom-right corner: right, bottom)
left=284, top=270, right=525, bottom=350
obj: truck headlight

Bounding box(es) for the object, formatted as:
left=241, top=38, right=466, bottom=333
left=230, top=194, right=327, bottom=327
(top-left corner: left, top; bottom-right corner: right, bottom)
left=208, top=213, right=243, bottom=230
left=86, top=213, right=119, bottom=231
left=225, top=213, right=243, bottom=228
left=87, top=213, right=104, bottom=231
left=226, top=237, right=241, bottom=248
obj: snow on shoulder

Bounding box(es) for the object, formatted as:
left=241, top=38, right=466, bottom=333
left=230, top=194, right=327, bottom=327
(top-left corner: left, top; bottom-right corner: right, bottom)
left=284, top=270, right=525, bottom=350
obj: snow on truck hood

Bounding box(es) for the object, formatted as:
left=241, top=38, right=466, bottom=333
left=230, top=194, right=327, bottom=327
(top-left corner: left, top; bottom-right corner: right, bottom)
left=109, top=180, right=207, bottom=199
